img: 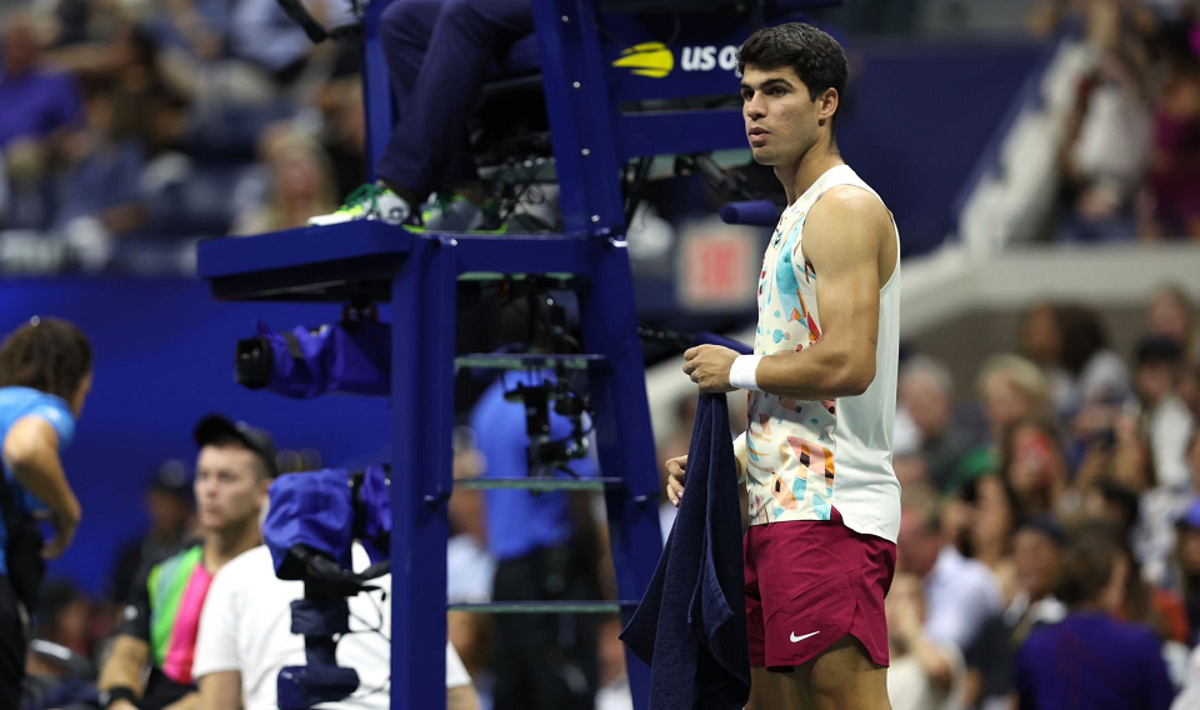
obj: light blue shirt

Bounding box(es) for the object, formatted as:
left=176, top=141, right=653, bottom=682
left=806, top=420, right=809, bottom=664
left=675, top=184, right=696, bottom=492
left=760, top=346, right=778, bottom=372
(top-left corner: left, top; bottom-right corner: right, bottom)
left=471, top=372, right=597, bottom=561
left=0, top=387, right=75, bottom=576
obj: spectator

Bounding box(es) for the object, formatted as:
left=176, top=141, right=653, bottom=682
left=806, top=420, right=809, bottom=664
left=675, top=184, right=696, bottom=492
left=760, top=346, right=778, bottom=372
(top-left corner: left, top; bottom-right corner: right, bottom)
left=1018, top=303, right=1068, bottom=403
left=1015, top=526, right=1175, bottom=710
left=447, top=435, right=494, bottom=604
left=0, top=12, right=83, bottom=151
left=953, top=355, right=1052, bottom=489
left=54, top=75, right=149, bottom=263
left=1019, top=303, right=1129, bottom=421
left=1076, top=410, right=1158, bottom=497
left=897, top=489, right=1004, bottom=653
left=893, top=452, right=933, bottom=494
left=966, top=516, right=1068, bottom=710
left=1147, top=64, right=1200, bottom=241
left=1057, top=45, right=1153, bottom=242
left=1148, top=285, right=1198, bottom=358
left=229, top=129, right=339, bottom=234
left=1133, top=434, right=1195, bottom=586
left=1134, top=337, right=1194, bottom=489
left=96, top=415, right=276, bottom=710
left=34, top=578, right=92, bottom=658
left=955, top=475, right=1020, bottom=602
left=1117, top=540, right=1190, bottom=647
left=899, top=355, right=975, bottom=493
left=1174, top=498, right=1200, bottom=645
left=885, top=572, right=966, bottom=710
left=979, top=358, right=1052, bottom=445
left=23, top=579, right=97, bottom=710
left=108, top=460, right=195, bottom=606
left=1, top=11, right=84, bottom=230
left=998, top=418, right=1071, bottom=520
left=1058, top=305, right=1130, bottom=409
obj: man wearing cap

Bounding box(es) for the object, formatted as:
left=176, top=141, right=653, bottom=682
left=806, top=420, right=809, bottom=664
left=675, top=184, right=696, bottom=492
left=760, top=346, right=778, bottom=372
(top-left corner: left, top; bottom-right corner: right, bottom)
left=98, top=415, right=277, bottom=710
left=109, top=461, right=196, bottom=606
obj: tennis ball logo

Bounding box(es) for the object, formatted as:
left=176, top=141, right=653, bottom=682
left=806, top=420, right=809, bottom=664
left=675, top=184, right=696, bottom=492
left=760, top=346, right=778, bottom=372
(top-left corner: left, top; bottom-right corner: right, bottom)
left=612, top=42, right=674, bottom=78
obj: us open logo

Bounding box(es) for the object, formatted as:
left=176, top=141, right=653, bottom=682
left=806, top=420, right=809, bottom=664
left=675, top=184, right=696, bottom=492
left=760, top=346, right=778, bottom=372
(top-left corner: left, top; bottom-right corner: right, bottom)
left=613, top=43, right=741, bottom=78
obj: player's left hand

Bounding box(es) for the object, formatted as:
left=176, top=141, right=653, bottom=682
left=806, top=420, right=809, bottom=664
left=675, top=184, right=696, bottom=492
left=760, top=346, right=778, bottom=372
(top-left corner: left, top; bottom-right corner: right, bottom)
left=682, top=345, right=738, bottom=394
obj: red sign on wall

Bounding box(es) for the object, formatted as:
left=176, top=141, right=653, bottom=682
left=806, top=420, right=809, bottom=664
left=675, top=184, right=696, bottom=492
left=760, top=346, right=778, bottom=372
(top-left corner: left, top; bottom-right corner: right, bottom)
left=678, top=222, right=757, bottom=310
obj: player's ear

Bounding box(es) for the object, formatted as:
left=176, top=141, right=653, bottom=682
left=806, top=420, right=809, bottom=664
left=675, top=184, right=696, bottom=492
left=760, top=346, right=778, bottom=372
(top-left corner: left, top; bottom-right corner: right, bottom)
left=817, top=88, right=838, bottom=125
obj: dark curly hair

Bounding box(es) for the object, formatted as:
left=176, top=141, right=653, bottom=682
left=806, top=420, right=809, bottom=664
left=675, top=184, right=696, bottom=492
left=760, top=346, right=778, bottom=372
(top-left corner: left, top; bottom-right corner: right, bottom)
left=737, top=23, right=848, bottom=133
left=0, top=318, right=93, bottom=403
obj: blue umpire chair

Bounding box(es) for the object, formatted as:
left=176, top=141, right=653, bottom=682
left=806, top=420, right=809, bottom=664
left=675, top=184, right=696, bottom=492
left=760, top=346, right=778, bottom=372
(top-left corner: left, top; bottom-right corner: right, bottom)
left=197, top=1, right=839, bottom=708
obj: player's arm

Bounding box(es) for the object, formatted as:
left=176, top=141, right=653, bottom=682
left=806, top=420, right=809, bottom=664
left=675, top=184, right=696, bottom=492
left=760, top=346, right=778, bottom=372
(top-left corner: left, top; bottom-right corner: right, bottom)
left=198, top=672, right=243, bottom=710
left=752, top=187, right=891, bottom=400
left=3, top=415, right=81, bottom=558
left=101, top=561, right=156, bottom=709
left=163, top=692, right=201, bottom=710
left=97, top=635, right=150, bottom=708
left=447, top=684, right=481, bottom=710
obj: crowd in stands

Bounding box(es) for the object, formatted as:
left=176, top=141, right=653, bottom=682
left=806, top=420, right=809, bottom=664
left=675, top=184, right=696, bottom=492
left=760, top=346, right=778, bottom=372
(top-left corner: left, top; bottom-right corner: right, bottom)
left=0, top=0, right=364, bottom=273
left=889, top=285, right=1199, bottom=709
left=1030, top=0, right=1200, bottom=241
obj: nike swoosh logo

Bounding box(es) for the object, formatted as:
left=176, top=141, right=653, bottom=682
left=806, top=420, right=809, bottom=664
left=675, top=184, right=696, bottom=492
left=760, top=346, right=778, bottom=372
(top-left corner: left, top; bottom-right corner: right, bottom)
left=790, top=631, right=820, bottom=643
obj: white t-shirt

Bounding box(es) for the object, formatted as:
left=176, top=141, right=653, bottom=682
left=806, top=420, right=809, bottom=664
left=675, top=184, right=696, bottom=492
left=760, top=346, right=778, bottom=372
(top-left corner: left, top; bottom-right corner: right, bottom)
left=887, top=642, right=966, bottom=710
left=923, top=545, right=1003, bottom=652
left=193, top=545, right=471, bottom=710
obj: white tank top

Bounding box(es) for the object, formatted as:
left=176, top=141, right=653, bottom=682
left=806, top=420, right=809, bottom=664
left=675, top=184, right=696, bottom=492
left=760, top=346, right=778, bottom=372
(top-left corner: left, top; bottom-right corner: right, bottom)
left=741, top=164, right=902, bottom=543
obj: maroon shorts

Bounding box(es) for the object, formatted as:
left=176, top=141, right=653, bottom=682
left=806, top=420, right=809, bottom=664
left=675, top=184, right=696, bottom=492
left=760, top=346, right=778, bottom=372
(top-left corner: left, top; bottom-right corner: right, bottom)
left=744, top=509, right=896, bottom=671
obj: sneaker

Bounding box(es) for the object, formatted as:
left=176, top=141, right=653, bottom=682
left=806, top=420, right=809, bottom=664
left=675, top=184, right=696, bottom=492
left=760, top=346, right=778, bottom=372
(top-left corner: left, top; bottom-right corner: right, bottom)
left=308, top=183, right=415, bottom=227
left=421, top=193, right=485, bottom=232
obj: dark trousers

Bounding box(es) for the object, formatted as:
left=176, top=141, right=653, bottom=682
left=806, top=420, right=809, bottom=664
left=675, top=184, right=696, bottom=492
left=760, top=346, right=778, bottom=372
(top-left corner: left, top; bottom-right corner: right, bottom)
left=0, top=575, right=26, bottom=708
left=376, top=0, right=533, bottom=202
left=492, top=544, right=599, bottom=710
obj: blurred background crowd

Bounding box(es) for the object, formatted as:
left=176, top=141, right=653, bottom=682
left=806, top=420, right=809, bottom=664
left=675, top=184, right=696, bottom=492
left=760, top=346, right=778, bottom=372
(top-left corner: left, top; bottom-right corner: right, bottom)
left=2, top=0, right=1200, bottom=709
left=0, top=0, right=364, bottom=273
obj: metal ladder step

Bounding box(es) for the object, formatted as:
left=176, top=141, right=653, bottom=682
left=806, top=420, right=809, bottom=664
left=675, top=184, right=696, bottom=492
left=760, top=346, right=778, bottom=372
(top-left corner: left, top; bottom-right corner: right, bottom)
left=453, top=353, right=606, bottom=371
left=454, top=477, right=625, bottom=491
left=447, top=600, right=638, bottom=614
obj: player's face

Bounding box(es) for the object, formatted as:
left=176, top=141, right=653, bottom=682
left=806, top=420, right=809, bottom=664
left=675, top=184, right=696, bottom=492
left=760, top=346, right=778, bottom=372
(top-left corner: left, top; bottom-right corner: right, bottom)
left=740, top=65, right=832, bottom=167
left=194, top=444, right=267, bottom=533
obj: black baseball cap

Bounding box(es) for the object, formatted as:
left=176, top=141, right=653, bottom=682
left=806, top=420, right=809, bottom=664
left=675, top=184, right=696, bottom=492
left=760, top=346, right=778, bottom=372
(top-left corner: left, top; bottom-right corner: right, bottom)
left=193, top=414, right=279, bottom=478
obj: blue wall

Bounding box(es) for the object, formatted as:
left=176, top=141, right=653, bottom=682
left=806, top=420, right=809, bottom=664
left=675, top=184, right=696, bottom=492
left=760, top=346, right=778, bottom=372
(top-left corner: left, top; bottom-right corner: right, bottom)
left=836, top=39, right=1044, bottom=256
left=0, top=278, right=391, bottom=596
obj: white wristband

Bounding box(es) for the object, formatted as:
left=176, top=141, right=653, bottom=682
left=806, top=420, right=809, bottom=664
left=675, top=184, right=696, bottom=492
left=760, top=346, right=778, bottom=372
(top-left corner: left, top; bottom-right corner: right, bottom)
left=729, top=354, right=763, bottom=391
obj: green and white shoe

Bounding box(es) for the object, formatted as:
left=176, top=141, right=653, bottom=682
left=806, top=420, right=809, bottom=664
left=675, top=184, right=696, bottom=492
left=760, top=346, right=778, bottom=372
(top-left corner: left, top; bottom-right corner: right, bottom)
left=417, top=194, right=511, bottom=234
left=308, top=183, right=415, bottom=227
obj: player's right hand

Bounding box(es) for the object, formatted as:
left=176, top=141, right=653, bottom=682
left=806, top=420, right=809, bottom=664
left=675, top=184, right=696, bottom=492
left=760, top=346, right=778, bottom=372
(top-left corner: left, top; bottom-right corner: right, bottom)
left=665, top=455, right=687, bottom=507
left=108, top=700, right=140, bottom=710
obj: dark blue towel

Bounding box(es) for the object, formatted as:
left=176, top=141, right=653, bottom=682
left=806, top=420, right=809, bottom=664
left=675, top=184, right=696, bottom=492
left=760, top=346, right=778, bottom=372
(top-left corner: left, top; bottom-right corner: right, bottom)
left=620, top=394, right=750, bottom=710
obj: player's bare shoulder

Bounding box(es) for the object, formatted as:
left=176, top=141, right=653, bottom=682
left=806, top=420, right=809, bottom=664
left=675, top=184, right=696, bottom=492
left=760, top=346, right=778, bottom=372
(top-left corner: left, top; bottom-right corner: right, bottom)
left=802, top=184, right=893, bottom=269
